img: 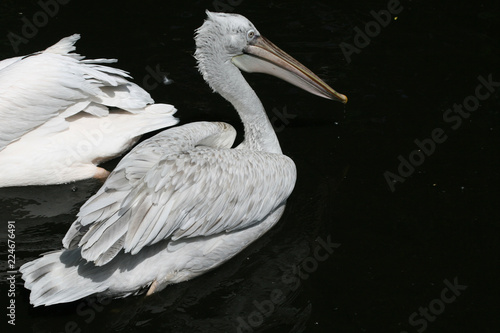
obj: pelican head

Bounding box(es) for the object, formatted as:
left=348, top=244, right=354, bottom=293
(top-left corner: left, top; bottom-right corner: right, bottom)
left=195, top=11, right=347, bottom=103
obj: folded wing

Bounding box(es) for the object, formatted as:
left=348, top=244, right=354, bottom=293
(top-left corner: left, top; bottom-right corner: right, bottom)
left=62, top=121, right=296, bottom=266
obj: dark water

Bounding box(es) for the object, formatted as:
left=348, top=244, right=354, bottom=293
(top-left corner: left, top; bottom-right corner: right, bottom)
left=0, top=0, right=499, bottom=332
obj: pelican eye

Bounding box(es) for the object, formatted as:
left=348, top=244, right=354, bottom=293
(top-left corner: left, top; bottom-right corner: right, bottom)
left=246, top=30, right=255, bottom=41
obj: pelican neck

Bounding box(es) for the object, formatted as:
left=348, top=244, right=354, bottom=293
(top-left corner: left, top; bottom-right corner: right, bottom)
left=205, top=60, right=282, bottom=154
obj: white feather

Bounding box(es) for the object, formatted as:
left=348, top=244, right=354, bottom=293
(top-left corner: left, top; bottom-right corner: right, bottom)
left=0, top=34, right=178, bottom=187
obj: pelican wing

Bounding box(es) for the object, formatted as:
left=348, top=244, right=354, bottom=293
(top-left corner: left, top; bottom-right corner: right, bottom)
left=62, top=122, right=237, bottom=248
left=62, top=122, right=296, bottom=266
left=0, top=34, right=153, bottom=151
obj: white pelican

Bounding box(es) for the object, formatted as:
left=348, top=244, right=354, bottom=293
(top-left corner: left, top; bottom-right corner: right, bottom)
left=0, top=34, right=178, bottom=187
left=20, top=11, right=347, bottom=306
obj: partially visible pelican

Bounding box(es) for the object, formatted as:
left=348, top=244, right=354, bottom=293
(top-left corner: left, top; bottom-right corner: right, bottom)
left=20, top=11, right=347, bottom=306
left=0, top=34, right=178, bottom=187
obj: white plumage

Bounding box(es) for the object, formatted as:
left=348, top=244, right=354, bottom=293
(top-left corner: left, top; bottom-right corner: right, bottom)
left=0, top=34, right=178, bottom=187
left=20, top=11, right=347, bottom=306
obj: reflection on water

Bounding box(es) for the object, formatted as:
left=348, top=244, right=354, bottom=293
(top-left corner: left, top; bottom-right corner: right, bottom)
left=0, top=181, right=100, bottom=219
left=1, top=0, right=498, bottom=332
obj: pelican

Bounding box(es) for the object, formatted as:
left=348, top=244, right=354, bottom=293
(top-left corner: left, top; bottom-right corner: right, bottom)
left=20, top=11, right=347, bottom=306
left=0, top=34, right=178, bottom=187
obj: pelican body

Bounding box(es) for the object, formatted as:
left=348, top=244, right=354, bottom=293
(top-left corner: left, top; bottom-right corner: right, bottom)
left=0, top=35, right=178, bottom=187
left=20, top=12, right=347, bottom=306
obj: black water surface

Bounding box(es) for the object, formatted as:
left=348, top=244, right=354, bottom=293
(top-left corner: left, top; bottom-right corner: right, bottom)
left=0, top=0, right=499, bottom=332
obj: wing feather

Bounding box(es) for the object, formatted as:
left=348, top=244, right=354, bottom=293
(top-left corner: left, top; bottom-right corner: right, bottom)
left=0, top=34, right=157, bottom=151
left=62, top=122, right=295, bottom=266
left=112, top=148, right=295, bottom=263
